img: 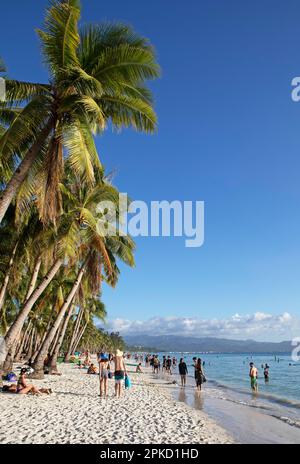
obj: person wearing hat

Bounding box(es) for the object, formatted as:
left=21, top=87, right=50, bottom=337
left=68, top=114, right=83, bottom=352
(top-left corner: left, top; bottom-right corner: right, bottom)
left=98, top=352, right=110, bottom=397
left=114, top=349, right=127, bottom=398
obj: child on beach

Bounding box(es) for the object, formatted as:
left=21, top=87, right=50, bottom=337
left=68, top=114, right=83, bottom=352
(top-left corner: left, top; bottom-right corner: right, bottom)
left=136, top=363, right=143, bottom=373
left=87, top=363, right=97, bottom=374
left=98, top=353, right=110, bottom=398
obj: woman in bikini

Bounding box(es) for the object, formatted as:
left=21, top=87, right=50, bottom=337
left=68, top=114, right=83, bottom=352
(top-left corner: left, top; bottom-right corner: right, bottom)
left=17, top=368, right=52, bottom=395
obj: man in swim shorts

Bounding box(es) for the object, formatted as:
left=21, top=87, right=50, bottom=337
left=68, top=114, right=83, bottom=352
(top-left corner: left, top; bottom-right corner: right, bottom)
left=114, top=349, right=127, bottom=397
left=249, top=362, right=258, bottom=392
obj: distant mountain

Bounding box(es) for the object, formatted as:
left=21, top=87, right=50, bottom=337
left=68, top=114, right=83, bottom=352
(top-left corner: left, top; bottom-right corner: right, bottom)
left=124, top=334, right=292, bottom=353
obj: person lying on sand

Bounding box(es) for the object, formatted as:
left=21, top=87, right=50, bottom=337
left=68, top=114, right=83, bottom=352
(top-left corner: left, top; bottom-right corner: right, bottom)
left=2, top=384, right=18, bottom=393
left=87, top=364, right=97, bottom=375
left=17, top=368, right=52, bottom=395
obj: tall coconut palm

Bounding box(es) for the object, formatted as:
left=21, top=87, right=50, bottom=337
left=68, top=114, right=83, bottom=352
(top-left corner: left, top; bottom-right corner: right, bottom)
left=31, top=170, right=135, bottom=377
left=0, top=0, right=159, bottom=224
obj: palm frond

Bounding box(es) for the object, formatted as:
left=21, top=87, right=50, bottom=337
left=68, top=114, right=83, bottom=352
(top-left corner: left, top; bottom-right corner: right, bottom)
left=5, top=80, right=51, bottom=104
left=100, top=93, right=157, bottom=133
left=36, top=0, right=81, bottom=73
left=63, top=121, right=99, bottom=183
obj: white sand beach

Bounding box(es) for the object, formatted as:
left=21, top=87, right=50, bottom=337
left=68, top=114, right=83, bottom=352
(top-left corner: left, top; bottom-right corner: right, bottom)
left=0, top=362, right=233, bottom=444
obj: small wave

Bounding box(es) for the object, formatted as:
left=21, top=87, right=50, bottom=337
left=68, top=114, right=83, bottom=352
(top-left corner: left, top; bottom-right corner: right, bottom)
left=206, top=378, right=300, bottom=410
left=270, top=415, right=300, bottom=429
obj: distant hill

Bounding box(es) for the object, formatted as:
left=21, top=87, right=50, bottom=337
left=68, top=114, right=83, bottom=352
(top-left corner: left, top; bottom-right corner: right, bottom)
left=124, top=334, right=292, bottom=353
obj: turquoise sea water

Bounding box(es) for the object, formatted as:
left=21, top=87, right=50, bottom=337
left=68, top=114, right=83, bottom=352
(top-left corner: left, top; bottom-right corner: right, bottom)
left=153, top=352, right=300, bottom=431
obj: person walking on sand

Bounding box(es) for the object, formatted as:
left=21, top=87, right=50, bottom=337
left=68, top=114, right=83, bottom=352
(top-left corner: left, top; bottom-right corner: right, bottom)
left=153, top=355, right=159, bottom=374
left=114, top=349, right=127, bottom=398
left=98, top=353, right=110, bottom=397
left=249, top=362, right=258, bottom=392
left=178, top=358, right=188, bottom=387
left=166, top=356, right=172, bottom=374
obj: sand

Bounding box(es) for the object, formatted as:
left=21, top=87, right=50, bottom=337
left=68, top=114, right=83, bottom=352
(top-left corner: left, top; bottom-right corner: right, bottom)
left=0, top=361, right=233, bottom=444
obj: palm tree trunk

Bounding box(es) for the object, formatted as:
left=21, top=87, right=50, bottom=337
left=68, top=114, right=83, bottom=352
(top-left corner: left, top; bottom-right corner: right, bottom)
left=49, top=303, right=74, bottom=374
left=26, top=327, right=36, bottom=360
left=32, top=260, right=86, bottom=378
left=64, top=306, right=83, bottom=362
left=2, top=258, right=62, bottom=362
left=49, top=326, right=61, bottom=357
left=0, top=241, right=18, bottom=311
left=0, top=119, right=53, bottom=224
left=73, top=322, right=88, bottom=353
left=25, top=257, right=42, bottom=301
left=14, top=321, right=32, bottom=361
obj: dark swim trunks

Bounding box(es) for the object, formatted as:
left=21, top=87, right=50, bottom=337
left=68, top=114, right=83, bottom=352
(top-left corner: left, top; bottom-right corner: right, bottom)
left=115, top=370, right=125, bottom=381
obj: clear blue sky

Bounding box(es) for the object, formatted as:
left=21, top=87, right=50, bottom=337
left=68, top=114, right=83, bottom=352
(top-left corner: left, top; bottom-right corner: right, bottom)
left=2, top=1, right=300, bottom=338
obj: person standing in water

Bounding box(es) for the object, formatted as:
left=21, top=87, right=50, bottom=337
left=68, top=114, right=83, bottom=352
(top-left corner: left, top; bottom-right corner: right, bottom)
left=178, top=358, right=188, bottom=387
left=166, top=356, right=172, bottom=374
left=195, top=358, right=204, bottom=391
left=192, top=356, right=198, bottom=388
left=263, top=364, right=270, bottom=382
left=249, top=362, right=258, bottom=392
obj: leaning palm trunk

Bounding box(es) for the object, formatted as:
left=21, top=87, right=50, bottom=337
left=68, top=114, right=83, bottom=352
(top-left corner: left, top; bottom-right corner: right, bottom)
left=72, top=322, right=88, bottom=353
left=2, top=341, right=18, bottom=373
left=49, top=322, right=62, bottom=357
left=49, top=303, right=75, bottom=374
left=0, top=241, right=18, bottom=311
left=25, top=257, right=42, bottom=301
left=64, top=306, right=84, bottom=362
left=32, top=261, right=86, bottom=378
left=14, top=322, right=32, bottom=361
left=0, top=119, right=53, bottom=224
left=25, top=327, right=36, bottom=360
left=2, top=258, right=63, bottom=370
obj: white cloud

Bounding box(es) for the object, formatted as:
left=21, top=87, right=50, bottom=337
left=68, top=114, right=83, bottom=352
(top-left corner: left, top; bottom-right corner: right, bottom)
left=104, top=312, right=300, bottom=341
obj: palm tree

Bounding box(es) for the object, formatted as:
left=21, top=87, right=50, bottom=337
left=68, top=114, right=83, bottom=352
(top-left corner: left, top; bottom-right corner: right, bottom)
left=0, top=0, right=159, bottom=224
left=31, top=170, right=135, bottom=377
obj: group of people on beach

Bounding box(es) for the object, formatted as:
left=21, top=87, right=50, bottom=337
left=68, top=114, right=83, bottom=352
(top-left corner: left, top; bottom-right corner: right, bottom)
left=2, top=349, right=278, bottom=400
left=248, top=361, right=271, bottom=392
left=1, top=348, right=130, bottom=398
left=143, top=353, right=206, bottom=391
left=83, top=349, right=128, bottom=398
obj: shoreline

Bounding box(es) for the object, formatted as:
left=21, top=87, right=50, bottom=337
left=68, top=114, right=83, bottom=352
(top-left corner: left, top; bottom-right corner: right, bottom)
left=157, top=370, right=300, bottom=444
left=0, top=361, right=233, bottom=445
